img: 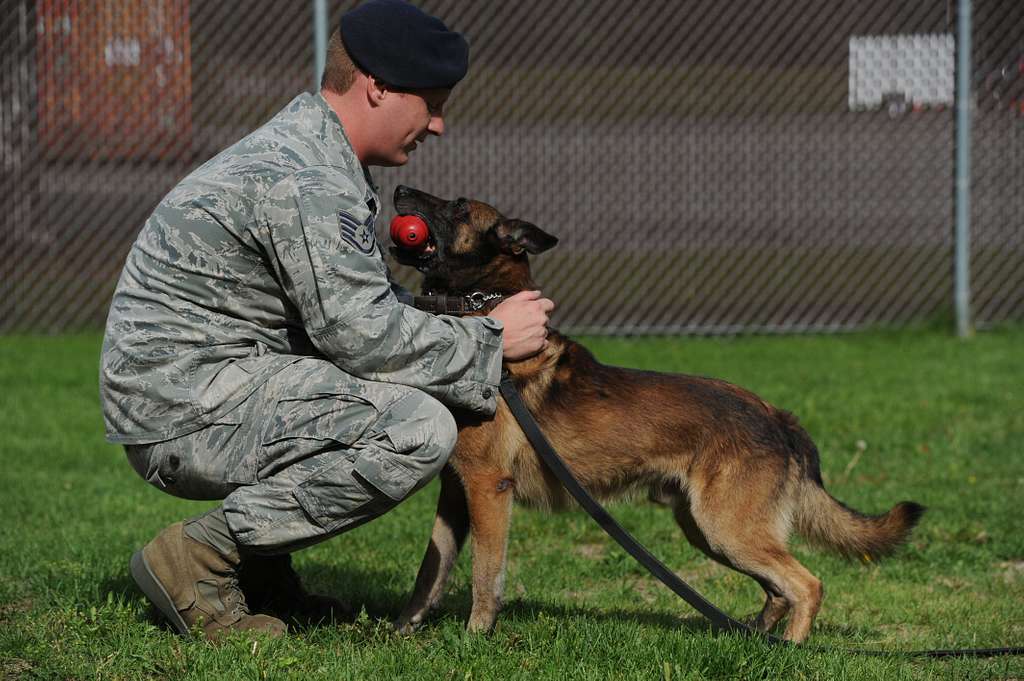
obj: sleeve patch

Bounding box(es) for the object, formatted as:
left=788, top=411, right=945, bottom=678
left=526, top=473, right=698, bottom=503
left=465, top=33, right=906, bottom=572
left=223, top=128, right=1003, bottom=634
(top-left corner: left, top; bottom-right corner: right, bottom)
left=339, top=210, right=377, bottom=254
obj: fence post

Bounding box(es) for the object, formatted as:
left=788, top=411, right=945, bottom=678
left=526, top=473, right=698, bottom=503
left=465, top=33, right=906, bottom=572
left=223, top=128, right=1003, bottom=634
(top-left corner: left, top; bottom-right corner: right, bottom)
left=954, top=0, right=973, bottom=337
left=313, top=0, right=328, bottom=93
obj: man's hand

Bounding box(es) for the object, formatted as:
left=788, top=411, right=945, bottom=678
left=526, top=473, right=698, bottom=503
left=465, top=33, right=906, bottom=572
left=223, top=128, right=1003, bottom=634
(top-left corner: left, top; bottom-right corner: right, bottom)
left=489, top=290, right=555, bottom=360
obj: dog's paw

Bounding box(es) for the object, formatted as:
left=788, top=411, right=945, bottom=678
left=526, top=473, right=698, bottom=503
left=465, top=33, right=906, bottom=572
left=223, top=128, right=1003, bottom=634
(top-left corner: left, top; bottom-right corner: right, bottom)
left=465, top=614, right=498, bottom=635
left=393, top=616, right=422, bottom=635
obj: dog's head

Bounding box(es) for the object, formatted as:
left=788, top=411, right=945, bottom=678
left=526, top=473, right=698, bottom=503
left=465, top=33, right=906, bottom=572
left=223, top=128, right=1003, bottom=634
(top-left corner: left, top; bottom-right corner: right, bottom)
left=391, top=185, right=558, bottom=294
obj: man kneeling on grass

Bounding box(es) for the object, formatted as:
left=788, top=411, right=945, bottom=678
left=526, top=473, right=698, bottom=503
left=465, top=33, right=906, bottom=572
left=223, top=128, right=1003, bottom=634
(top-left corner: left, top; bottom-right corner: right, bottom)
left=99, top=0, right=552, bottom=639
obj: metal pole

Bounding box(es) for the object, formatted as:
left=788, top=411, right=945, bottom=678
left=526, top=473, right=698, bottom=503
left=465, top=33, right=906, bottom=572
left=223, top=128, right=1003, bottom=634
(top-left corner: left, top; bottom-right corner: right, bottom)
left=954, top=0, right=972, bottom=337
left=313, top=0, right=328, bottom=93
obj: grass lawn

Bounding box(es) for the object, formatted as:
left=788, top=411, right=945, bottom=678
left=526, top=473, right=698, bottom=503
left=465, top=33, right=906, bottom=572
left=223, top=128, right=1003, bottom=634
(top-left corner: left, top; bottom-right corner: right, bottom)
left=1, top=329, right=1022, bottom=680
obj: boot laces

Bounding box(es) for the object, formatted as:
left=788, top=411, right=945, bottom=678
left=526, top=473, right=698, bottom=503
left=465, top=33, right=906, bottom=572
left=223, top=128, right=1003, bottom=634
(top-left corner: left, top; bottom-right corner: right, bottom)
left=223, top=573, right=250, bottom=617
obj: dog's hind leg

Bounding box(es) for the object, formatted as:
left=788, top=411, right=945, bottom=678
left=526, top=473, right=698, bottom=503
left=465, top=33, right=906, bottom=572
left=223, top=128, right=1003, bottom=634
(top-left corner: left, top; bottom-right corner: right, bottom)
left=675, top=498, right=790, bottom=632
left=672, top=491, right=822, bottom=642
left=395, top=465, right=470, bottom=634
left=731, top=550, right=821, bottom=642
left=752, top=584, right=790, bottom=633
left=463, top=468, right=516, bottom=633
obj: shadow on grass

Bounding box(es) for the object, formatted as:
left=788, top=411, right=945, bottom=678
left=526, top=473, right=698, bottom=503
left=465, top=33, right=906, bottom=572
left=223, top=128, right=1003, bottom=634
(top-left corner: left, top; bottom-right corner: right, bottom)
left=230, top=559, right=720, bottom=633
left=449, top=598, right=876, bottom=641
left=99, top=561, right=878, bottom=644
left=99, top=573, right=137, bottom=599
left=304, top=564, right=713, bottom=633
left=501, top=597, right=715, bottom=633
left=99, top=562, right=395, bottom=631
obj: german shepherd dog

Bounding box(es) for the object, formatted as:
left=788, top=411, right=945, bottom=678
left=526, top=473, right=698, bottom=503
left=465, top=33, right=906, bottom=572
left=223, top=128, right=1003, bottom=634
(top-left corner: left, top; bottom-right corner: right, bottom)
left=389, top=185, right=924, bottom=643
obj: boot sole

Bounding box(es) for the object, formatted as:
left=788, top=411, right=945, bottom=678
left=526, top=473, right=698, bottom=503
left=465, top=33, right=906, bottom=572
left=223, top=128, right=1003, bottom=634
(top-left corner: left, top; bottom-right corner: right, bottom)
left=130, top=549, right=190, bottom=635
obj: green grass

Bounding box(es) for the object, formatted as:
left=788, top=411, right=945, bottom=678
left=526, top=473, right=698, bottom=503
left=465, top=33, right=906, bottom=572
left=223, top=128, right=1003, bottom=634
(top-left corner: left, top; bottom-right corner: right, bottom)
left=1, top=329, right=1022, bottom=680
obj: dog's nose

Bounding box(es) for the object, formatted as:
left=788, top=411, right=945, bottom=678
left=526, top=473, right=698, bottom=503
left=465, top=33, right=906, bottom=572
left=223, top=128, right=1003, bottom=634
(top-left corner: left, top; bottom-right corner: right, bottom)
left=395, top=185, right=413, bottom=200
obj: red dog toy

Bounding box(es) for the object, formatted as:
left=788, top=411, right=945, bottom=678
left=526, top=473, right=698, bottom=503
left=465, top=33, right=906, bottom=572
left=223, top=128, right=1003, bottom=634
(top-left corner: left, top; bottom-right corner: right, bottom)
left=390, top=214, right=429, bottom=249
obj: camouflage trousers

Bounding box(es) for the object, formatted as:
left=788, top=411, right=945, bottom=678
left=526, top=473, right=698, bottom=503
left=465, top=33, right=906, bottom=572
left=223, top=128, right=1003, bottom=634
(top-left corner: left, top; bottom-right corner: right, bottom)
left=125, top=358, right=457, bottom=554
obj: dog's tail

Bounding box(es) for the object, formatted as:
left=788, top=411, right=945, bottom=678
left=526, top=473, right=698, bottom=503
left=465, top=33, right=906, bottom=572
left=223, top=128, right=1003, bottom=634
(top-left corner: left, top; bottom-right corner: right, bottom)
left=777, top=411, right=926, bottom=561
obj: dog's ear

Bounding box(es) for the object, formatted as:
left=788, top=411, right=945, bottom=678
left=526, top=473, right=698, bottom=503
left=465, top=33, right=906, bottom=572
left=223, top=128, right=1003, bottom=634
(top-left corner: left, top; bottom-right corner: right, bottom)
left=493, top=219, right=558, bottom=255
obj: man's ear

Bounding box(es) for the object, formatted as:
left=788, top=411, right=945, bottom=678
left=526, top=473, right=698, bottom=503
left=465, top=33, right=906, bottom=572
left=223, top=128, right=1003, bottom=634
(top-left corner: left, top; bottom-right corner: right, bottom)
left=366, top=74, right=388, bottom=106
left=493, top=219, right=558, bottom=255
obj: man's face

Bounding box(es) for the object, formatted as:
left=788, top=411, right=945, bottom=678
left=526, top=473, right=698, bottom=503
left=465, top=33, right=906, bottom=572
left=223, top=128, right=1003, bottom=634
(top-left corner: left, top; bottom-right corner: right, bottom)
left=375, top=87, right=450, bottom=166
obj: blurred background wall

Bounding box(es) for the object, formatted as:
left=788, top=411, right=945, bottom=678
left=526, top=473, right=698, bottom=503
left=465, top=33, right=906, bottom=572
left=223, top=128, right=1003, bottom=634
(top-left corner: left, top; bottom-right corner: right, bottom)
left=1, top=0, right=1021, bottom=334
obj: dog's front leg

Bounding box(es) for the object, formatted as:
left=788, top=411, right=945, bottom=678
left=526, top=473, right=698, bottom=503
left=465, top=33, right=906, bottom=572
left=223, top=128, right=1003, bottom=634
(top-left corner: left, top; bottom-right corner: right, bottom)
left=395, top=465, right=470, bottom=634
left=464, top=471, right=515, bottom=633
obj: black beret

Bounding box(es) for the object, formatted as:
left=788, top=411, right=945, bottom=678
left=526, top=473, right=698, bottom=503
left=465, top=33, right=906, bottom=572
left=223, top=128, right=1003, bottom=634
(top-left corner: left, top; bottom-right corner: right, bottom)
left=340, top=0, right=469, bottom=90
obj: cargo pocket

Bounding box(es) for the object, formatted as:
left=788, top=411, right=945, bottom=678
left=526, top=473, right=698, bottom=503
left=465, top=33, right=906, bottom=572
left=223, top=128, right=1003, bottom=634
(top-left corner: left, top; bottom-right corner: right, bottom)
left=141, top=421, right=246, bottom=500
left=262, top=393, right=379, bottom=448
left=351, top=434, right=421, bottom=501
left=191, top=346, right=259, bottom=416
left=292, top=453, right=393, bottom=532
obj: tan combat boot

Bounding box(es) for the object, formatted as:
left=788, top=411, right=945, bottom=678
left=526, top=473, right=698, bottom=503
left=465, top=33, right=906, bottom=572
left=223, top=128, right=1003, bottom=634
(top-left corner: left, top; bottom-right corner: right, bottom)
left=130, top=522, right=287, bottom=640
left=240, top=553, right=351, bottom=628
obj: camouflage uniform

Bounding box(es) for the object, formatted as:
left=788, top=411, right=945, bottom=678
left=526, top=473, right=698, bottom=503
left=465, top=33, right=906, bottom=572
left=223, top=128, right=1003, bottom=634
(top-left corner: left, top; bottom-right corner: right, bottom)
left=102, top=92, right=502, bottom=553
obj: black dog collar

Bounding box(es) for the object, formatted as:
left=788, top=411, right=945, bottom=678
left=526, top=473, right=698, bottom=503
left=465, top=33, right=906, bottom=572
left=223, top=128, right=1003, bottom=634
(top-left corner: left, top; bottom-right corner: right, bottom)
left=412, top=291, right=504, bottom=315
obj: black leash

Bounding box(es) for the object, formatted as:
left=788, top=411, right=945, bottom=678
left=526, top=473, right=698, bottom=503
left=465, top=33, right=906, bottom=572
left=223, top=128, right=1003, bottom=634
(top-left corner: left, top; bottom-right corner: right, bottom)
left=498, top=372, right=1024, bottom=660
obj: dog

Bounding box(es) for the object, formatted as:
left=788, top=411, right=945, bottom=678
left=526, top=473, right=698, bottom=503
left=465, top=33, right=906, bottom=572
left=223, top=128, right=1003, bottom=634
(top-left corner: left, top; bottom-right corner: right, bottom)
left=389, top=184, right=924, bottom=643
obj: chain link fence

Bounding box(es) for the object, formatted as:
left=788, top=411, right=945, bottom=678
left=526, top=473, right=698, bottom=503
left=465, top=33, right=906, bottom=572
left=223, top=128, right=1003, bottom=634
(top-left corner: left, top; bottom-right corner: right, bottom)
left=1, top=0, right=1021, bottom=334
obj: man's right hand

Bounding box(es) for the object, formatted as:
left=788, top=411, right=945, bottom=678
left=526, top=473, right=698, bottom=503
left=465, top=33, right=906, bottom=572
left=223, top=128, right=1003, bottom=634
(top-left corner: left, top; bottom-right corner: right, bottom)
left=489, top=290, right=555, bottom=360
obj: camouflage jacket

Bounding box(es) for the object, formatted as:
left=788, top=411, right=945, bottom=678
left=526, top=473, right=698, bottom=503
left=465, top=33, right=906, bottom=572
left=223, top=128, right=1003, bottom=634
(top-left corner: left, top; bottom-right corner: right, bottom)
left=100, top=93, right=503, bottom=445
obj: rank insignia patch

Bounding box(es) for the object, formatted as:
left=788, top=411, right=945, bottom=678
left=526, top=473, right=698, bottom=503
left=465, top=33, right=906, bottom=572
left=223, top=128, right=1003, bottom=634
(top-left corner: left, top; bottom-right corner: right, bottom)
left=338, top=211, right=377, bottom=254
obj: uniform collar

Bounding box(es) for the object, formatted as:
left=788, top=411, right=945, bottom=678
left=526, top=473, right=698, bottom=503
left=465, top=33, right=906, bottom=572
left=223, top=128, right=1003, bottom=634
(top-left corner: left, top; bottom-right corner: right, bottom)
left=310, top=91, right=358, bottom=170
left=310, top=91, right=380, bottom=216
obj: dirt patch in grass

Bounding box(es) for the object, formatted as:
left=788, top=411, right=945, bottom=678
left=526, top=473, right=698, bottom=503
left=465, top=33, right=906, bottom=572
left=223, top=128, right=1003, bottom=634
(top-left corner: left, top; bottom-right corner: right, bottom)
left=574, top=544, right=606, bottom=560
left=998, top=560, right=1024, bottom=583
left=0, top=599, right=32, bottom=622
left=1, top=657, right=34, bottom=678
left=627, top=576, right=661, bottom=605
left=674, top=560, right=721, bottom=584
